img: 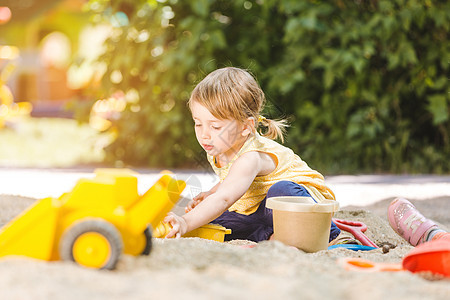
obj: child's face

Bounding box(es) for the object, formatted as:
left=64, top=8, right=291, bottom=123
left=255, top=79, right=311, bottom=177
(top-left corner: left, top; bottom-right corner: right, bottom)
left=191, top=101, right=250, bottom=160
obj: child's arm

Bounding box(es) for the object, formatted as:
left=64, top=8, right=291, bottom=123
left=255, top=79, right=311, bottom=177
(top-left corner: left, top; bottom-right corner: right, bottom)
left=185, top=181, right=221, bottom=213
left=164, top=151, right=265, bottom=238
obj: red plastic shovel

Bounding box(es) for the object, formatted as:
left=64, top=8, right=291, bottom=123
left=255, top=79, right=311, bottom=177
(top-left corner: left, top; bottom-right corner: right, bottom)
left=332, top=218, right=378, bottom=248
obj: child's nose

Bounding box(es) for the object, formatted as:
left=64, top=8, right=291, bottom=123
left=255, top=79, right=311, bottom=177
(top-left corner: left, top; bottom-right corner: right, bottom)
left=201, top=128, right=210, bottom=139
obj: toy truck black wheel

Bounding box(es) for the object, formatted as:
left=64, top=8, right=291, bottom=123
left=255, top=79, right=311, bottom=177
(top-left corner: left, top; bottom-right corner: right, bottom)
left=59, top=219, right=123, bottom=270
left=141, top=226, right=152, bottom=255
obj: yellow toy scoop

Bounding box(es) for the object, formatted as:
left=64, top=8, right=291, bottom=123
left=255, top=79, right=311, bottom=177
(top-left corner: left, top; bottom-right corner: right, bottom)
left=153, top=222, right=231, bottom=243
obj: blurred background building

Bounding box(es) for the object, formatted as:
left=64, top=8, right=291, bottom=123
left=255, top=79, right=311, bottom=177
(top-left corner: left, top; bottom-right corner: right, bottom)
left=0, top=0, right=102, bottom=117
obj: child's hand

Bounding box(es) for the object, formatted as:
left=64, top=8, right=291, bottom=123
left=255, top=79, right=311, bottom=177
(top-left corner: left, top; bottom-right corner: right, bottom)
left=185, top=191, right=213, bottom=213
left=164, top=212, right=188, bottom=238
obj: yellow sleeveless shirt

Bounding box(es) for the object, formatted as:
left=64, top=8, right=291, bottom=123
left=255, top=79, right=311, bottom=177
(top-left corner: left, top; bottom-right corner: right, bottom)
left=207, top=133, right=336, bottom=215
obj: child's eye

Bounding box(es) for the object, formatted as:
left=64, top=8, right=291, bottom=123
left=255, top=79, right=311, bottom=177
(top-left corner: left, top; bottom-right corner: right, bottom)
left=211, top=126, right=221, bottom=130
left=194, top=123, right=202, bottom=127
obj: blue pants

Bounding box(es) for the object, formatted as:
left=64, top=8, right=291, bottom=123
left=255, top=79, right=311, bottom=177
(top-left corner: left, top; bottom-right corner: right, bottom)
left=213, top=181, right=341, bottom=242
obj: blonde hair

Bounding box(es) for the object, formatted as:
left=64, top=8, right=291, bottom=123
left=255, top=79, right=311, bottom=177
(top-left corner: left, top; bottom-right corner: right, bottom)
left=188, top=67, right=288, bottom=142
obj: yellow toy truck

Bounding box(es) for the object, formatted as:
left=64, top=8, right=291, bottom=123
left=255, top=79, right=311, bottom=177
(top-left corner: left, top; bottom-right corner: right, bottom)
left=0, top=169, right=186, bottom=270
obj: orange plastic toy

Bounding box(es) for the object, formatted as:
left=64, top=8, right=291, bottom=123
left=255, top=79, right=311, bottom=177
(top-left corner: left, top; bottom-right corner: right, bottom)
left=402, top=239, right=450, bottom=277
left=338, top=257, right=403, bottom=272
left=338, top=239, right=450, bottom=277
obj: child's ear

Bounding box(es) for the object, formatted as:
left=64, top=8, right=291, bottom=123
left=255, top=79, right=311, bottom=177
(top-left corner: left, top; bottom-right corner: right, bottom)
left=241, top=117, right=256, bottom=136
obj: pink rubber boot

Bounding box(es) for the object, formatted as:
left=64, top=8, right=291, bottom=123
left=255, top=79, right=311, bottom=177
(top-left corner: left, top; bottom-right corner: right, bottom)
left=387, top=198, right=438, bottom=246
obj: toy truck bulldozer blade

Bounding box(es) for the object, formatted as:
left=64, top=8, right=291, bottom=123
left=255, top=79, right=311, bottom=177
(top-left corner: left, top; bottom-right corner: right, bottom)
left=0, top=169, right=186, bottom=270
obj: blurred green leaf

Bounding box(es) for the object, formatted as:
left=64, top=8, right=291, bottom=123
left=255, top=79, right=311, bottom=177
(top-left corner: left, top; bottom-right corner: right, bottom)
left=427, top=95, right=449, bottom=125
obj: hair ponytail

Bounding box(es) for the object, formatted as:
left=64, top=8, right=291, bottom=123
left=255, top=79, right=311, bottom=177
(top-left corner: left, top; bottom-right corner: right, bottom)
left=258, top=116, right=289, bottom=143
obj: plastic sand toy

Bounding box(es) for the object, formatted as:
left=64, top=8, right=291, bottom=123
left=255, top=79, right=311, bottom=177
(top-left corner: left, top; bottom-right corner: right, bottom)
left=332, top=218, right=378, bottom=248
left=266, top=196, right=339, bottom=252
left=183, top=223, right=231, bottom=242
left=0, top=169, right=186, bottom=270
left=338, top=239, right=450, bottom=277
left=402, top=239, right=450, bottom=277
left=153, top=222, right=232, bottom=243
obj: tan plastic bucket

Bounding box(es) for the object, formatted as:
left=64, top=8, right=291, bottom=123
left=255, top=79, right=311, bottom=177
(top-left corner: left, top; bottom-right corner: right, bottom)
left=267, top=196, right=339, bottom=252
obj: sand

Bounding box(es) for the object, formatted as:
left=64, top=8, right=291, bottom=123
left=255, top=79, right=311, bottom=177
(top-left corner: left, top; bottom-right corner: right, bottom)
left=0, top=195, right=448, bottom=300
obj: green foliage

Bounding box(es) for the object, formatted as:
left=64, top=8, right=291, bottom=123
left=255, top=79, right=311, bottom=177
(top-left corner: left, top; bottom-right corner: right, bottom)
left=86, top=0, right=450, bottom=173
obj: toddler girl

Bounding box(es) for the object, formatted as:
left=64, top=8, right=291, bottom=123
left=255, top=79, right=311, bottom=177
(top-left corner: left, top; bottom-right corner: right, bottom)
left=164, top=67, right=340, bottom=243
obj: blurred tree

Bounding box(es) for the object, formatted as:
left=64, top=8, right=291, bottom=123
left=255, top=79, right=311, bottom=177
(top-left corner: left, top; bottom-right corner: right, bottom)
left=86, top=0, right=450, bottom=174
